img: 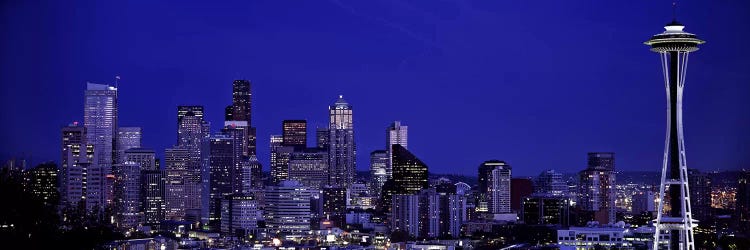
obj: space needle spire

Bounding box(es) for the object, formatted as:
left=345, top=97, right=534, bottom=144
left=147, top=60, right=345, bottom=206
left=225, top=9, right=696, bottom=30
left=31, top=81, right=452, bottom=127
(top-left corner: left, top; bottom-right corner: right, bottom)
left=644, top=6, right=705, bottom=250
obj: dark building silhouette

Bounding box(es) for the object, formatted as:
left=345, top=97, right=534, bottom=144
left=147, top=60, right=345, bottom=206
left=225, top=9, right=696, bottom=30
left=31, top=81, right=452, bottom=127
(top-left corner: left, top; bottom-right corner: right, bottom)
left=511, top=178, right=533, bottom=212
left=522, top=195, right=571, bottom=226
left=322, top=186, right=347, bottom=228
left=688, top=169, right=712, bottom=226
left=23, top=162, right=59, bottom=206
left=231, top=80, right=252, bottom=125
left=737, top=171, right=750, bottom=232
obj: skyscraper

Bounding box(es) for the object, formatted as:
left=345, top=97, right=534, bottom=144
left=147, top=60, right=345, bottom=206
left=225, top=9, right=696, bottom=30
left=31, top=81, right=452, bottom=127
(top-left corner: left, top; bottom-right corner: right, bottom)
left=116, top=127, right=141, bottom=164
left=264, top=180, right=314, bottom=238
left=165, top=146, right=191, bottom=220
left=282, top=120, right=307, bottom=149
left=113, top=161, right=142, bottom=229
left=316, top=127, right=329, bottom=149
left=270, top=135, right=293, bottom=183
left=230, top=80, right=256, bottom=155
left=124, top=148, right=156, bottom=171
left=369, top=150, right=388, bottom=197
left=381, top=145, right=428, bottom=213
left=322, top=186, right=347, bottom=228
left=207, top=134, right=239, bottom=229
left=578, top=152, right=616, bottom=225
left=521, top=195, right=571, bottom=226
left=288, top=148, right=329, bottom=189
left=84, top=82, right=118, bottom=206
left=386, top=121, right=408, bottom=178
left=328, top=95, right=355, bottom=187
left=534, top=169, right=568, bottom=196
left=645, top=19, right=705, bottom=248
left=391, top=144, right=428, bottom=195
left=220, top=193, right=261, bottom=236
left=177, top=106, right=209, bottom=149
left=141, top=169, right=165, bottom=229
left=231, top=80, right=252, bottom=125
left=391, top=189, right=462, bottom=239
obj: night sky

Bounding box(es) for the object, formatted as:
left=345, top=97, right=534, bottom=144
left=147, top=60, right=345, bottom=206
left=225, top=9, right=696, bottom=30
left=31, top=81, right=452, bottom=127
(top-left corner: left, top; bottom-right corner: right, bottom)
left=1, top=1, right=748, bottom=177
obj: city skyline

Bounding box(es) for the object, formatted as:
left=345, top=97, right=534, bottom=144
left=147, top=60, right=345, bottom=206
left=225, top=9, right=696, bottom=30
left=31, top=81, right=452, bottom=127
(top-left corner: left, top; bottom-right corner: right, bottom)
left=2, top=1, right=749, bottom=177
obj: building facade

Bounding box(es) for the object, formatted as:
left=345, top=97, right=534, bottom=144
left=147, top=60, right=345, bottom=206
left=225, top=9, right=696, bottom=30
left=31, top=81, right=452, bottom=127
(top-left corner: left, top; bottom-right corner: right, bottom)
left=328, top=95, right=355, bottom=187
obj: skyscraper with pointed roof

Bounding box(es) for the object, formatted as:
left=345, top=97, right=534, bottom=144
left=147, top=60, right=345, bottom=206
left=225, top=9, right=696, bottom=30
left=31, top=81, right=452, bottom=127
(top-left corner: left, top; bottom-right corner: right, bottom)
left=328, top=95, right=355, bottom=187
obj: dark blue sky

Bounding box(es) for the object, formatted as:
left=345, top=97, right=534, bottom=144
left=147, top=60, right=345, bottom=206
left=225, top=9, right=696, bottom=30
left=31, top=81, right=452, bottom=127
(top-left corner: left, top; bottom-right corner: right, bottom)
left=1, top=1, right=748, bottom=176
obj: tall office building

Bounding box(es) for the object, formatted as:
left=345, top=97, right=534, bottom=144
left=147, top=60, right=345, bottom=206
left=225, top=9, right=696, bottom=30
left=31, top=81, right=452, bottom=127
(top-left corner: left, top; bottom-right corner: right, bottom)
left=165, top=146, right=191, bottom=220
left=116, top=127, right=141, bottom=164
left=124, top=148, right=156, bottom=171
left=328, top=95, right=356, bottom=187
left=688, top=169, right=712, bottom=225
left=322, top=186, right=347, bottom=228
left=316, top=128, right=329, bottom=149
left=288, top=148, right=329, bottom=189
left=243, top=155, right=263, bottom=190
left=386, top=121, right=408, bottom=178
left=270, top=135, right=293, bottom=183
left=174, top=105, right=208, bottom=221
left=381, top=145, right=428, bottom=213
left=282, top=120, right=307, bottom=148
left=534, top=170, right=568, bottom=196
left=578, top=152, right=616, bottom=225
left=369, top=150, right=388, bottom=197
left=177, top=106, right=209, bottom=148
left=231, top=80, right=252, bottom=125
left=23, top=163, right=59, bottom=206
left=60, top=123, right=100, bottom=211
left=84, top=82, right=118, bottom=206
left=207, top=134, right=240, bottom=229
left=488, top=162, right=512, bottom=214
left=220, top=194, right=261, bottom=236
left=113, top=161, right=142, bottom=229
left=521, top=195, right=571, bottom=226
left=141, top=169, right=165, bottom=228
left=391, top=144, right=428, bottom=195
left=264, top=180, right=314, bottom=238
left=223, top=121, right=250, bottom=157
left=230, top=80, right=256, bottom=155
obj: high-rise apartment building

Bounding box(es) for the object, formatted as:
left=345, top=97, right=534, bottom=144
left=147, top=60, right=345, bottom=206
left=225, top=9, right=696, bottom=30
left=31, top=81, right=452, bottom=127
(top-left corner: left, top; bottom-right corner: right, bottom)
left=386, top=121, right=408, bottom=178
left=328, top=95, right=355, bottom=187
left=391, top=189, right=464, bottom=239
left=116, top=127, right=141, bottom=164
left=488, top=162, right=512, bottom=214
left=578, top=152, right=616, bottom=224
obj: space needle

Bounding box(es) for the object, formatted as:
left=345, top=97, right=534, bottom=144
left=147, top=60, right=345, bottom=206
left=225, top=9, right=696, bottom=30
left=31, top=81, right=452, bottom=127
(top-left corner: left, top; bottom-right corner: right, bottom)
left=644, top=8, right=705, bottom=250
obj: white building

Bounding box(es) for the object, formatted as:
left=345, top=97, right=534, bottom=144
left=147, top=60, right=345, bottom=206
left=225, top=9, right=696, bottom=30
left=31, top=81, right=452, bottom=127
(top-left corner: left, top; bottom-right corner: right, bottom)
left=264, top=180, right=315, bottom=239
left=557, top=223, right=666, bottom=250
left=386, top=121, right=408, bottom=178
left=489, top=165, right=511, bottom=214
